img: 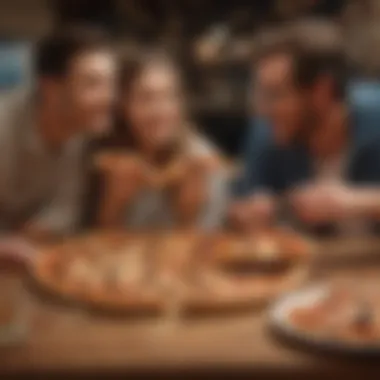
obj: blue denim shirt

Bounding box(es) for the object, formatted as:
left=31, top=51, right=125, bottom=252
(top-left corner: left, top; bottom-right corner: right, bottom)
left=235, top=81, right=380, bottom=197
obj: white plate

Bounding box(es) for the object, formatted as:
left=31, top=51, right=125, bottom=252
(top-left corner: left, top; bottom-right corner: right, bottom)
left=268, top=284, right=380, bottom=356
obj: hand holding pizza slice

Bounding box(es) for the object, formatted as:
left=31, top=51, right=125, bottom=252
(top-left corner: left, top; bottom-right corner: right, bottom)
left=169, top=155, right=221, bottom=226
left=96, top=152, right=153, bottom=227
left=97, top=152, right=150, bottom=204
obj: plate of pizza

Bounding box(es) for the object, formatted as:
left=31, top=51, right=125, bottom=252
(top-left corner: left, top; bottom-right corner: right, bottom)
left=30, top=231, right=165, bottom=314
left=269, top=273, right=380, bottom=355
left=165, top=229, right=313, bottom=314
left=207, top=229, right=314, bottom=268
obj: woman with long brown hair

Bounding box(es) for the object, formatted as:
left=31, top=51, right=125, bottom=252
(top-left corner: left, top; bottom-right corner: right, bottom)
left=96, top=49, right=229, bottom=230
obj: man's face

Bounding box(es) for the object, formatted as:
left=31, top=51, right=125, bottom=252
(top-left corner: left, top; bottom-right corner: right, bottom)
left=63, top=50, right=117, bottom=136
left=253, top=54, right=310, bottom=145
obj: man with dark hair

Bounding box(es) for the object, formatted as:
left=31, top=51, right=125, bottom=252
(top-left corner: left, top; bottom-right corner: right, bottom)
left=0, top=26, right=116, bottom=239
left=230, top=21, right=380, bottom=234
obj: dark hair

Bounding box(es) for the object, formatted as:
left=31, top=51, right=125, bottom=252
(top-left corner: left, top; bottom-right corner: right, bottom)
left=35, top=25, right=110, bottom=78
left=120, top=48, right=180, bottom=97
left=254, top=20, right=348, bottom=99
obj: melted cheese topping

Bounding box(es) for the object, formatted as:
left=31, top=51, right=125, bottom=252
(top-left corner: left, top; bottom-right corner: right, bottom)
left=255, top=238, right=279, bottom=261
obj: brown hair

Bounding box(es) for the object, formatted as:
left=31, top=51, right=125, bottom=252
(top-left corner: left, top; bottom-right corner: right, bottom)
left=253, top=20, right=348, bottom=99
left=110, top=48, right=192, bottom=164
left=35, top=25, right=111, bottom=78
left=120, top=49, right=180, bottom=96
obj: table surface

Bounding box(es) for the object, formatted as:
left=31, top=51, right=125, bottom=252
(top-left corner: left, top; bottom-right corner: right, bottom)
left=2, top=237, right=380, bottom=378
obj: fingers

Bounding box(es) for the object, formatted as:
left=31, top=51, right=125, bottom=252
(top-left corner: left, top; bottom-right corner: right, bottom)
left=95, top=152, right=143, bottom=180
left=228, top=196, right=275, bottom=233
left=97, top=153, right=149, bottom=203
left=156, top=159, right=186, bottom=189
left=94, top=152, right=128, bottom=172
left=0, top=237, right=37, bottom=269
left=289, top=189, right=315, bottom=224
left=288, top=185, right=333, bottom=224
left=228, top=203, right=251, bottom=231
left=185, top=155, right=221, bottom=176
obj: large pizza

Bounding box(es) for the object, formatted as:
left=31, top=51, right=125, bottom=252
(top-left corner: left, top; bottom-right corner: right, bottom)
left=30, top=229, right=313, bottom=314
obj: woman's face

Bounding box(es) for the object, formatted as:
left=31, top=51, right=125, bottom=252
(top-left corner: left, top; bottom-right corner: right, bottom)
left=124, top=62, right=184, bottom=151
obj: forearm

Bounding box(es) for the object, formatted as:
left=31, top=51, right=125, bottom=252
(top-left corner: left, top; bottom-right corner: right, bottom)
left=347, top=188, right=380, bottom=219
left=20, top=224, right=56, bottom=242
left=0, top=209, right=52, bottom=243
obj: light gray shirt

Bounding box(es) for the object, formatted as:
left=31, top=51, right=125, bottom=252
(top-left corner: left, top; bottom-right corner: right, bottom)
left=0, top=90, right=87, bottom=234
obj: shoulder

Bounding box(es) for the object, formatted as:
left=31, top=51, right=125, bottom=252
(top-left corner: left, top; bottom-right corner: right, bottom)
left=186, top=132, right=221, bottom=158
left=0, top=87, right=30, bottom=115
left=0, top=88, right=30, bottom=137
left=185, top=133, right=234, bottom=175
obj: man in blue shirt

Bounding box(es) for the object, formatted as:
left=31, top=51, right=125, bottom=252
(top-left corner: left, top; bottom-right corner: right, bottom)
left=230, top=23, right=380, bottom=234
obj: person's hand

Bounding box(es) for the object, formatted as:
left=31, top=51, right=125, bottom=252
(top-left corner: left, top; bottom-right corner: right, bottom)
left=163, top=155, right=220, bottom=187
left=289, top=183, right=354, bottom=225
left=0, top=236, right=36, bottom=268
left=171, top=155, right=220, bottom=225
left=21, top=223, right=58, bottom=244
left=228, top=194, right=275, bottom=232
left=97, top=153, right=149, bottom=205
left=22, top=224, right=51, bottom=241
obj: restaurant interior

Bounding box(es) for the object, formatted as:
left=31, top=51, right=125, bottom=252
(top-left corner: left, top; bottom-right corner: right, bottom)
left=2, top=0, right=380, bottom=379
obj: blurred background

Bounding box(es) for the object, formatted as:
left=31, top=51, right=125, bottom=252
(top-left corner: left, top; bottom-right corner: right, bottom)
left=1, top=0, right=379, bottom=156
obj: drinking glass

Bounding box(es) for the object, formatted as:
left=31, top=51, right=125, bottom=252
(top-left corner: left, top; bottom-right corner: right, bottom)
left=0, top=244, right=30, bottom=346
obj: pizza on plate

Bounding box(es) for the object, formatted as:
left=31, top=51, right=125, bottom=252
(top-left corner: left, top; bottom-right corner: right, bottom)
left=288, top=276, right=380, bottom=344
left=206, top=230, right=312, bottom=272
left=32, top=233, right=164, bottom=313
left=164, top=231, right=312, bottom=313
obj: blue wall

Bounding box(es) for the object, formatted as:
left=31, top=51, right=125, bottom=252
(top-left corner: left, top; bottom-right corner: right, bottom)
left=0, top=41, right=31, bottom=89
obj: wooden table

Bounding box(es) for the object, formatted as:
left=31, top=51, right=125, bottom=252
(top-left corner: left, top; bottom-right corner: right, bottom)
left=2, top=238, right=380, bottom=379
